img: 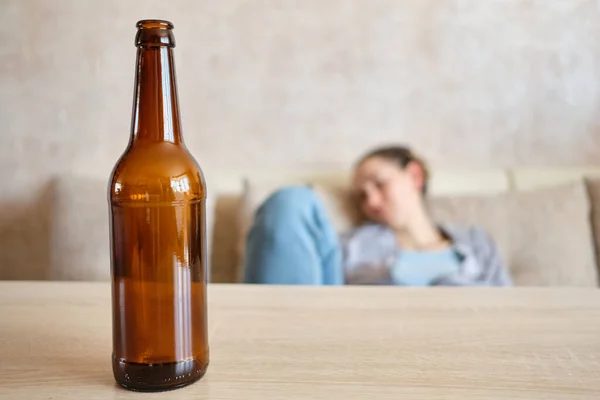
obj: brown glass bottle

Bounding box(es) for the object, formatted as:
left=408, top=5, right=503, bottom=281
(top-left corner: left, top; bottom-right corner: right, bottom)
left=108, top=20, right=208, bottom=391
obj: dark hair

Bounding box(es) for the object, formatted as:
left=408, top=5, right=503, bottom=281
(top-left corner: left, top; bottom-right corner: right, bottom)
left=357, top=145, right=430, bottom=194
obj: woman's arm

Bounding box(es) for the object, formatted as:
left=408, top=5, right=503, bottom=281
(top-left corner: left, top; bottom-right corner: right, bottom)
left=469, top=227, right=512, bottom=286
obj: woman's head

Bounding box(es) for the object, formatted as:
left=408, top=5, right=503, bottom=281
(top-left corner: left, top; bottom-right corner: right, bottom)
left=352, top=146, right=430, bottom=229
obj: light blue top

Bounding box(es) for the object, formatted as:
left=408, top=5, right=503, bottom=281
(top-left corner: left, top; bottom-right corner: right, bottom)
left=390, top=248, right=461, bottom=286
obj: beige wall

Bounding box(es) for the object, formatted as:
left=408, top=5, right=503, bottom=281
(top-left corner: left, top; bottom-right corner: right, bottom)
left=2, top=0, right=600, bottom=194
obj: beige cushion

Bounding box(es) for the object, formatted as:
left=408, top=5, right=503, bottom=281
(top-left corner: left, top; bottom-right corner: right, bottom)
left=432, top=181, right=597, bottom=287
left=49, top=177, right=111, bottom=280
left=431, top=181, right=597, bottom=286
left=432, top=182, right=596, bottom=286
left=237, top=180, right=597, bottom=287
left=209, top=194, right=243, bottom=283
left=0, top=184, right=54, bottom=280
left=507, top=181, right=597, bottom=286
left=48, top=176, right=216, bottom=281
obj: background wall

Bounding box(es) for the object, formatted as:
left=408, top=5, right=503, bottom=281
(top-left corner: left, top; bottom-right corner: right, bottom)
left=2, top=0, right=600, bottom=197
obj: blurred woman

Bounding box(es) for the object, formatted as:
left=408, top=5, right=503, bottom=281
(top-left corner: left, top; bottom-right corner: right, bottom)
left=244, top=145, right=511, bottom=286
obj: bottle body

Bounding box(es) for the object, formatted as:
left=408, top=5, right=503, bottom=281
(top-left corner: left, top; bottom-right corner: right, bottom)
left=109, top=144, right=209, bottom=391
left=109, top=20, right=208, bottom=391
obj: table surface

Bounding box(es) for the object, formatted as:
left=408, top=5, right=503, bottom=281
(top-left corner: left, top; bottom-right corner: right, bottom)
left=1, top=282, right=600, bottom=399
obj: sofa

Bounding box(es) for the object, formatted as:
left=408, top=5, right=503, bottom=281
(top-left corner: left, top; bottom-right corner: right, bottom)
left=2, top=167, right=600, bottom=287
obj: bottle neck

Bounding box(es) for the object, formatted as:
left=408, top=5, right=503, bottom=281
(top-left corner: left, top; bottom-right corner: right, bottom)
left=130, top=46, right=182, bottom=144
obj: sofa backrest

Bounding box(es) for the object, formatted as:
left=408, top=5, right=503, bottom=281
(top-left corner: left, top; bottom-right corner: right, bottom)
left=3, top=167, right=600, bottom=286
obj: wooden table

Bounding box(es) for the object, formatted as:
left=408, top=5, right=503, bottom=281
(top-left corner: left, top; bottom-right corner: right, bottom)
left=1, top=282, right=600, bottom=399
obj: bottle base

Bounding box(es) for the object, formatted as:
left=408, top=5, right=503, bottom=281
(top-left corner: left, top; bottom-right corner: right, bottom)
left=112, top=356, right=208, bottom=392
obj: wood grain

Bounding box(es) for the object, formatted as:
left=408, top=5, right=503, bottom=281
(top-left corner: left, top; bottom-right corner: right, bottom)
left=0, top=282, right=599, bottom=399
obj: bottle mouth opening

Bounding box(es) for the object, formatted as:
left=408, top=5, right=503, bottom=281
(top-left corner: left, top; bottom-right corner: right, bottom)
left=136, top=20, right=174, bottom=30
left=135, top=19, right=175, bottom=47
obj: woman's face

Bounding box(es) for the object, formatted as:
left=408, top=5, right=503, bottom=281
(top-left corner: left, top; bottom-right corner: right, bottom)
left=352, top=156, right=425, bottom=229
